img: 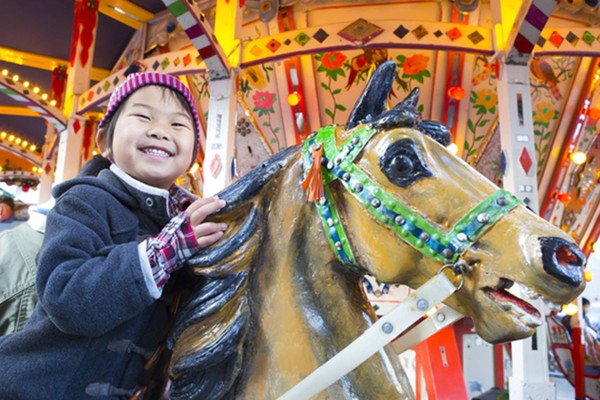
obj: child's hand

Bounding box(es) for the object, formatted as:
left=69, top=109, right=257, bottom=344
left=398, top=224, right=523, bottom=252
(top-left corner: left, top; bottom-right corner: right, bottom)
left=186, top=197, right=227, bottom=248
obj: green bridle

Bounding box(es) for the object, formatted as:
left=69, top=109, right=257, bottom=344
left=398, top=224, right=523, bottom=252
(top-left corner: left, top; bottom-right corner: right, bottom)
left=302, top=124, right=522, bottom=268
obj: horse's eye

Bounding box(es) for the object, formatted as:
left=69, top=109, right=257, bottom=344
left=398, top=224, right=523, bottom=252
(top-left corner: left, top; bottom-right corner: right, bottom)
left=379, top=139, right=432, bottom=187
left=391, top=155, right=413, bottom=175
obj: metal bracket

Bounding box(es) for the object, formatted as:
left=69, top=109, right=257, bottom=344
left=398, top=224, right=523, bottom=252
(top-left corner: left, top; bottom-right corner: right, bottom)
left=277, top=272, right=459, bottom=400
left=391, top=305, right=464, bottom=355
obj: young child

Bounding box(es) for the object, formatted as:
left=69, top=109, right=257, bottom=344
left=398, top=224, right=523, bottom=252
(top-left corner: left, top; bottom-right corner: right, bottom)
left=0, top=72, right=227, bottom=399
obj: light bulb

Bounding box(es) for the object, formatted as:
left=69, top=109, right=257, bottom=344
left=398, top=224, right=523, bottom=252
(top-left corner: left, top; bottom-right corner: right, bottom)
left=570, top=151, right=587, bottom=165
left=447, top=143, right=458, bottom=155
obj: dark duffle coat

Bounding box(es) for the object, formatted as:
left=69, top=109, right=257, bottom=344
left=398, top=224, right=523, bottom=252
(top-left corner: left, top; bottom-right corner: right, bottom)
left=0, top=167, right=192, bottom=399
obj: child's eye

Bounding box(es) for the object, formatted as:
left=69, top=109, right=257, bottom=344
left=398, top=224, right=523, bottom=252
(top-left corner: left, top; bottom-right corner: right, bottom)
left=172, top=122, right=191, bottom=129
left=134, top=114, right=150, bottom=120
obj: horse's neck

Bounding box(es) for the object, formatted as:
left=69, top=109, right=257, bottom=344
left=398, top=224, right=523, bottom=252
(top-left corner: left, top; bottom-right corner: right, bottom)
left=238, top=163, right=411, bottom=399
left=254, top=169, right=371, bottom=348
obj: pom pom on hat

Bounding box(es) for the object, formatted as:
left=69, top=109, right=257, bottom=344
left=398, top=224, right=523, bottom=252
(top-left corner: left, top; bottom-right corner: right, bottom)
left=97, top=72, right=201, bottom=163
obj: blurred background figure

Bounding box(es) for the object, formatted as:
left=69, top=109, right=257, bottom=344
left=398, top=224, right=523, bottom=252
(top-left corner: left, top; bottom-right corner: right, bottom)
left=562, top=297, right=600, bottom=365
left=0, top=199, right=53, bottom=336
left=0, top=196, right=31, bottom=232
left=0, top=196, right=15, bottom=224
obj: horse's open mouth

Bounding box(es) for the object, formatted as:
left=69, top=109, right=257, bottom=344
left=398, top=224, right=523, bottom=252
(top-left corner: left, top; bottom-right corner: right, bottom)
left=483, top=278, right=543, bottom=327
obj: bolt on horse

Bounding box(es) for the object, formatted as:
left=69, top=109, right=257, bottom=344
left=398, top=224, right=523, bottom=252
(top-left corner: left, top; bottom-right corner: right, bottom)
left=167, top=61, right=586, bottom=399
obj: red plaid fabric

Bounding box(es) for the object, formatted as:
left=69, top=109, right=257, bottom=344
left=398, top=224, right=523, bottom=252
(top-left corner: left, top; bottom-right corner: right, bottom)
left=146, top=187, right=200, bottom=289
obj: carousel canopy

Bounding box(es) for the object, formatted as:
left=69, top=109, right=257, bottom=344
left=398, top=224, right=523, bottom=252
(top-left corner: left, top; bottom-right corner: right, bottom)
left=0, top=0, right=599, bottom=255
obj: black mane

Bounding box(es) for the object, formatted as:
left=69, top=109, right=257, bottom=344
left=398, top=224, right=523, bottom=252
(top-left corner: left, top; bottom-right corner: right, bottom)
left=167, top=62, right=452, bottom=399
left=168, top=145, right=298, bottom=400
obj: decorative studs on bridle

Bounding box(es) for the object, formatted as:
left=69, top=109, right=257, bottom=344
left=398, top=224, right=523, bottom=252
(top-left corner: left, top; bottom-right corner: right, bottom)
left=302, top=124, right=522, bottom=284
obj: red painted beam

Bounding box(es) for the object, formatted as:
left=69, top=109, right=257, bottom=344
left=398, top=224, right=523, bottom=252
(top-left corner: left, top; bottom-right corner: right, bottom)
left=278, top=6, right=310, bottom=143
left=572, top=326, right=586, bottom=399
left=540, top=58, right=600, bottom=220
left=441, top=5, right=467, bottom=142
left=582, top=214, right=600, bottom=258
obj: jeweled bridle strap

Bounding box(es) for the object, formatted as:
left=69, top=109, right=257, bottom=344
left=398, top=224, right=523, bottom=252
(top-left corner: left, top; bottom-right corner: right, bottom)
left=303, top=124, right=523, bottom=267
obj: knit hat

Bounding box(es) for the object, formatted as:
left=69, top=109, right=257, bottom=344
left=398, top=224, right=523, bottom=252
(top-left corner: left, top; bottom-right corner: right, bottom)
left=0, top=196, right=14, bottom=210
left=97, top=72, right=201, bottom=165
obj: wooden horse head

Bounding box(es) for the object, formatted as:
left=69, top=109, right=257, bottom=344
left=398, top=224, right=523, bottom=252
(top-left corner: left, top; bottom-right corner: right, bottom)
left=167, top=61, right=586, bottom=399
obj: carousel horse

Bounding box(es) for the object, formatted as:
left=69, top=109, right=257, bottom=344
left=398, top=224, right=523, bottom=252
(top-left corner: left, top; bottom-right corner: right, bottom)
left=167, top=61, right=586, bottom=399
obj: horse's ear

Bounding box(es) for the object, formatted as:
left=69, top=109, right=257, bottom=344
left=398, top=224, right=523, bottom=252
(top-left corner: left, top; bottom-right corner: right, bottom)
left=392, top=87, right=420, bottom=110
left=421, top=120, right=452, bottom=147
left=345, top=60, right=397, bottom=130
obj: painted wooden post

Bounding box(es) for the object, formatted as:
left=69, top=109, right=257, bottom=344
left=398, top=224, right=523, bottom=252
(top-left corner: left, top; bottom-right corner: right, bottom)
left=38, top=66, right=68, bottom=202
left=492, top=1, right=559, bottom=397
left=205, top=0, right=239, bottom=196
left=37, top=124, right=59, bottom=203
left=163, top=0, right=238, bottom=196
left=497, top=61, right=557, bottom=400
left=55, top=0, right=99, bottom=184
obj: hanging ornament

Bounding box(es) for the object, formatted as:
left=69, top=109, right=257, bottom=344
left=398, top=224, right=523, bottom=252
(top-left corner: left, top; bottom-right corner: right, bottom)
left=50, top=65, right=68, bottom=109
left=448, top=86, right=466, bottom=101
left=70, top=0, right=99, bottom=68
left=556, top=192, right=572, bottom=204
left=81, top=117, right=96, bottom=161
left=588, top=107, right=600, bottom=120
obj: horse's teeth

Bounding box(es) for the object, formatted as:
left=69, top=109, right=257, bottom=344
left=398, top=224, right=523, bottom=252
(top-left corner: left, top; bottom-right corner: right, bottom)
left=512, top=282, right=541, bottom=300
left=543, top=298, right=562, bottom=311
left=510, top=283, right=561, bottom=310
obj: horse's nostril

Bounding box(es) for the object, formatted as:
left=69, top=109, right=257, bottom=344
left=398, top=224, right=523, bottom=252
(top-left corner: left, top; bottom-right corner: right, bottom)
left=556, top=246, right=579, bottom=269
left=539, top=237, right=586, bottom=287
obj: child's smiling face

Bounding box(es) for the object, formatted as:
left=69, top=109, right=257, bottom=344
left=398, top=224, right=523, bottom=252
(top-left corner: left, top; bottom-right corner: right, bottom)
left=109, top=86, right=196, bottom=189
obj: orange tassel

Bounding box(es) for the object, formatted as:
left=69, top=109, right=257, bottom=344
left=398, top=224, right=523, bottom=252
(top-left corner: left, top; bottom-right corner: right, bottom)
left=302, top=146, right=324, bottom=202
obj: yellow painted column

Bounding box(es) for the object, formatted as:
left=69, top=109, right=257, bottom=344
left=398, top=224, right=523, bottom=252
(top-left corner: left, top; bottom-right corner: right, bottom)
left=202, top=0, right=241, bottom=195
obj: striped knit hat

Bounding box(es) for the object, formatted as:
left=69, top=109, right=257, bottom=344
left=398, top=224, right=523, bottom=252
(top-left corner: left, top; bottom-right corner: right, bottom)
left=97, top=72, right=201, bottom=164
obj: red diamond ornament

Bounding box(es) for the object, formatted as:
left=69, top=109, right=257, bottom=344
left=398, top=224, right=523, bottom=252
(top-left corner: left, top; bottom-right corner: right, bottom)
left=549, top=31, right=564, bottom=48
left=447, top=27, right=462, bottom=41
left=72, top=119, right=81, bottom=134
left=209, top=154, right=222, bottom=178
left=519, top=147, right=533, bottom=174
